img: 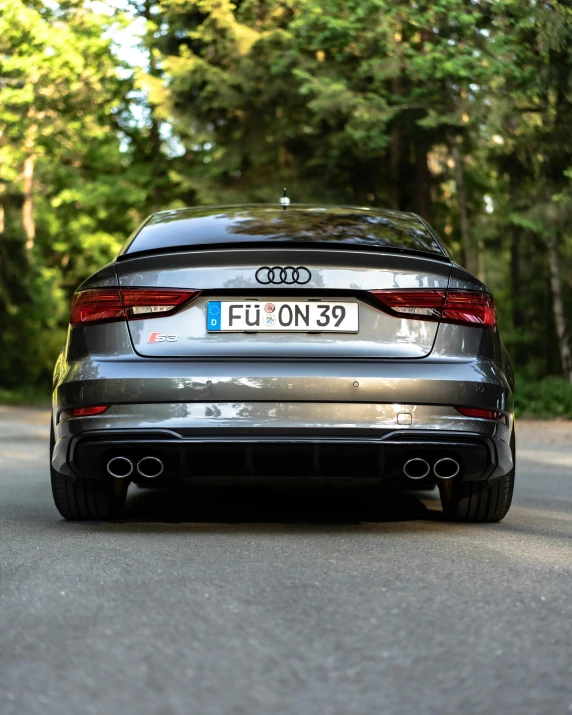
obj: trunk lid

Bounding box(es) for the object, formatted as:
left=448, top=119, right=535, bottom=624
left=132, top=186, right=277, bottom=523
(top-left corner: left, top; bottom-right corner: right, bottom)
left=116, top=248, right=451, bottom=359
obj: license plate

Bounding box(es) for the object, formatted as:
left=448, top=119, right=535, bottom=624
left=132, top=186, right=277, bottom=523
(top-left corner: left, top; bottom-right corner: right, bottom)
left=207, top=300, right=358, bottom=332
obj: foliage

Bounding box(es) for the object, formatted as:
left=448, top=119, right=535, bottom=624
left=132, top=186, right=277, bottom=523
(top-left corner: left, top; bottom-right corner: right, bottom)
left=514, top=377, right=572, bottom=419
left=0, top=385, right=50, bottom=406
left=0, top=0, right=146, bottom=386
left=0, top=0, right=571, bottom=410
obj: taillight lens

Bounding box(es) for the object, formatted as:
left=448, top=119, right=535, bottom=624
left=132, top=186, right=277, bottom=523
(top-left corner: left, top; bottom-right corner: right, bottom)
left=70, top=289, right=124, bottom=327
left=61, top=405, right=110, bottom=420
left=70, top=288, right=200, bottom=327
left=442, top=292, right=496, bottom=329
left=370, top=290, right=496, bottom=330
left=455, top=406, right=506, bottom=423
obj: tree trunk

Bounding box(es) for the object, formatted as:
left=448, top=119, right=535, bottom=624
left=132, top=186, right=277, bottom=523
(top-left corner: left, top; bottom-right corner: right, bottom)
left=143, top=0, right=164, bottom=211
left=546, top=233, right=572, bottom=382
left=510, top=226, right=526, bottom=364
left=23, top=122, right=37, bottom=251
left=0, top=184, right=5, bottom=235
left=389, top=75, right=402, bottom=211
left=415, top=140, right=431, bottom=221
left=389, top=124, right=400, bottom=210
left=23, top=154, right=36, bottom=250
left=476, top=238, right=486, bottom=284
left=451, top=136, right=475, bottom=275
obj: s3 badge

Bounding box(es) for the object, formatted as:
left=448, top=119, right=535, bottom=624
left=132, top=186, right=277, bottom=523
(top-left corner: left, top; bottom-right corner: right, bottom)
left=148, top=332, right=178, bottom=343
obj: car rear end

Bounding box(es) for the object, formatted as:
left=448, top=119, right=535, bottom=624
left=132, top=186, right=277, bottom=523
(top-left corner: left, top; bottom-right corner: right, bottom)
left=51, top=205, right=515, bottom=521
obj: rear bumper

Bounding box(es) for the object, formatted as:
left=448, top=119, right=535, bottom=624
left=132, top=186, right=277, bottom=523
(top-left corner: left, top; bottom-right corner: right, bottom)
left=60, top=428, right=512, bottom=483
left=52, top=403, right=513, bottom=483
left=54, top=358, right=513, bottom=413
left=52, top=358, right=513, bottom=482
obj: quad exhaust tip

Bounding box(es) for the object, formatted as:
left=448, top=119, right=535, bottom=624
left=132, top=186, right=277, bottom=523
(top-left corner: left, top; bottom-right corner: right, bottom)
left=136, top=456, right=164, bottom=479
left=107, top=456, right=134, bottom=479
left=433, top=457, right=460, bottom=480
left=403, top=456, right=461, bottom=480
left=403, top=458, right=431, bottom=480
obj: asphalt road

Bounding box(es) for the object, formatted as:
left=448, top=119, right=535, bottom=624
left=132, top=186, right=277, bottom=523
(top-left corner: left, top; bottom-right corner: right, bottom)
left=1, top=408, right=571, bottom=715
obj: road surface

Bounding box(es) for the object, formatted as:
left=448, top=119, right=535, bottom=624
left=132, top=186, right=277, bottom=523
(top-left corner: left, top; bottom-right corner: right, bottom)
left=1, top=407, right=571, bottom=715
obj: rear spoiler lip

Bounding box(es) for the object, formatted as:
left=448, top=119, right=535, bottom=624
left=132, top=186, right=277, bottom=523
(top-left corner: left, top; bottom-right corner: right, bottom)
left=115, top=242, right=452, bottom=264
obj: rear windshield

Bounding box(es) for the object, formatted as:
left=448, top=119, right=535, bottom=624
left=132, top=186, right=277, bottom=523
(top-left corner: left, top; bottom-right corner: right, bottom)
left=120, top=205, right=447, bottom=258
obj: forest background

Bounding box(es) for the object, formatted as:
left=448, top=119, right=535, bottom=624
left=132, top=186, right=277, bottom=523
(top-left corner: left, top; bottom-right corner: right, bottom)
left=1, top=0, right=572, bottom=416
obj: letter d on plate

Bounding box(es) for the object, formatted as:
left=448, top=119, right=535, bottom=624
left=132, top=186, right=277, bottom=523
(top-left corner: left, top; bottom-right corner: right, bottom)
left=207, top=301, right=221, bottom=331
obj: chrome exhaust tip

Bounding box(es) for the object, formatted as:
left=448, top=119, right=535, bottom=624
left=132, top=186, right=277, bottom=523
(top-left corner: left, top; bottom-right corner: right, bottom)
left=136, top=456, right=164, bottom=479
left=433, top=457, right=460, bottom=480
left=403, top=458, right=431, bottom=480
left=106, top=456, right=134, bottom=479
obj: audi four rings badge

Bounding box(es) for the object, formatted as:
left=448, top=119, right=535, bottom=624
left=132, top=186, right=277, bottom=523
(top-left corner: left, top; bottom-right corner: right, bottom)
left=255, top=266, right=312, bottom=285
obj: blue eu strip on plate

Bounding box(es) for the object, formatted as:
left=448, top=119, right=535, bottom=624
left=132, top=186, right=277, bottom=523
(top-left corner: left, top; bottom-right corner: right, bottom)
left=207, top=301, right=221, bottom=331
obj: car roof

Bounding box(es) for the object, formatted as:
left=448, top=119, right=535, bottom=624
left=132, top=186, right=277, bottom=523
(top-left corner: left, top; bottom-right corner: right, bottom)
left=119, top=204, right=449, bottom=260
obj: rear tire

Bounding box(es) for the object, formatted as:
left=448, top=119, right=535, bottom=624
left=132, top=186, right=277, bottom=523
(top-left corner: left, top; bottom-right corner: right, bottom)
left=439, top=431, right=515, bottom=523
left=50, top=424, right=127, bottom=520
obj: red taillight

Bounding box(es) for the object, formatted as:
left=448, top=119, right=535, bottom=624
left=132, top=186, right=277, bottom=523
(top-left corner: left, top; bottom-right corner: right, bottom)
left=70, top=288, right=200, bottom=327
left=64, top=405, right=110, bottom=418
left=370, top=290, right=446, bottom=319
left=70, top=289, right=123, bottom=327
left=442, top=292, right=496, bottom=329
left=455, top=406, right=506, bottom=422
left=369, top=290, right=497, bottom=330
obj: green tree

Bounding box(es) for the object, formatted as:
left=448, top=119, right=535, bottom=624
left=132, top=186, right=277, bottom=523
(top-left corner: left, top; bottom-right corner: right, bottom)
left=0, top=0, right=571, bottom=398
left=151, top=0, right=572, bottom=382
left=0, top=0, right=144, bottom=386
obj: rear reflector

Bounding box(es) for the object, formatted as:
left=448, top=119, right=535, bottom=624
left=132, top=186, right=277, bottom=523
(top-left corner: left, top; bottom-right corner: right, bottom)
left=455, top=406, right=506, bottom=422
left=70, top=288, right=201, bottom=327
left=370, top=290, right=496, bottom=330
left=61, top=405, right=110, bottom=419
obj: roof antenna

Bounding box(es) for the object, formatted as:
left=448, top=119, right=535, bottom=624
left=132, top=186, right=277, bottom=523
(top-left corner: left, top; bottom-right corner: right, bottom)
left=279, top=188, right=291, bottom=210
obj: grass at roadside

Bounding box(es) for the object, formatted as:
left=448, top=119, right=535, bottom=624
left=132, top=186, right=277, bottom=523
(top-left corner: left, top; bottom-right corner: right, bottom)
left=0, top=387, right=51, bottom=407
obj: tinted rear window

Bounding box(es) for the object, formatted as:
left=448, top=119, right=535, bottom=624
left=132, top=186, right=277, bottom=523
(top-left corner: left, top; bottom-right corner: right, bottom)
left=121, top=205, right=447, bottom=258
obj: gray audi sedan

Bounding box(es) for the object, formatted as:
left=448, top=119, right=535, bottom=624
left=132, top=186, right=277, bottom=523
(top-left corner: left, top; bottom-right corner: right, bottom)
left=50, top=203, right=515, bottom=521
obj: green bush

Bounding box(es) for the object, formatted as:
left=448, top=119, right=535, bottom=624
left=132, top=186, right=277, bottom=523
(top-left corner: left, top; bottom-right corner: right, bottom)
left=0, top=386, right=51, bottom=406
left=514, top=376, right=572, bottom=419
